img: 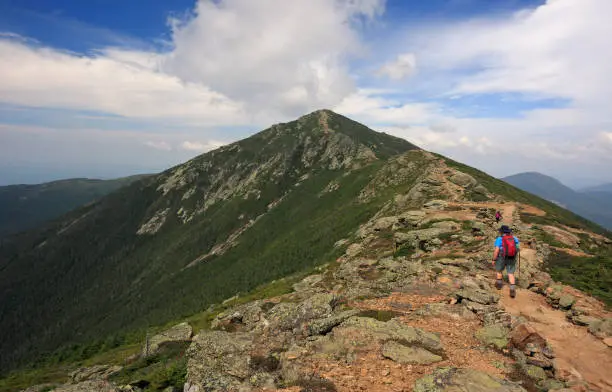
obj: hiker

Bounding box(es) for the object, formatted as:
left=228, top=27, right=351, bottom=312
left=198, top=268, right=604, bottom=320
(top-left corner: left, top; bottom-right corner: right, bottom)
left=495, top=210, right=502, bottom=223
left=492, top=225, right=519, bottom=298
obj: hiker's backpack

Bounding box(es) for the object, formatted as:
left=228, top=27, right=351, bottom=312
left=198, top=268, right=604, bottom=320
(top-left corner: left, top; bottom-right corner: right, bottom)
left=502, top=234, right=517, bottom=258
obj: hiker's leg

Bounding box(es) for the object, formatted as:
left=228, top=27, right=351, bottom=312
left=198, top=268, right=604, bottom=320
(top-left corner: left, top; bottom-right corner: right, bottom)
left=507, top=273, right=516, bottom=285
left=494, top=257, right=504, bottom=289
left=506, top=258, right=517, bottom=297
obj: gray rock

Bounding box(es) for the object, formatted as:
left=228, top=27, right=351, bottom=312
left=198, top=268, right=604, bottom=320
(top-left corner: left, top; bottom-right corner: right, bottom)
left=558, top=295, right=576, bottom=310
left=185, top=330, right=253, bottom=391
left=414, top=367, right=526, bottom=392
left=573, top=315, right=600, bottom=327
left=268, top=293, right=335, bottom=331
left=340, top=317, right=443, bottom=354
left=450, top=172, right=478, bottom=188
left=588, top=317, right=612, bottom=338
left=455, top=288, right=500, bottom=305
left=524, top=364, right=547, bottom=382
left=211, top=301, right=265, bottom=331
left=475, top=324, right=509, bottom=350
left=471, top=221, right=486, bottom=232
left=382, top=340, right=442, bottom=365
left=70, top=365, right=122, bottom=382
left=307, top=310, right=360, bottom=336
left=143, top=322, right=192, bottom=357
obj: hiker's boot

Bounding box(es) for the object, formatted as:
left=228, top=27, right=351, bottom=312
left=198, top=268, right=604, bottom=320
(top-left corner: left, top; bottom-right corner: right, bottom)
left=510, top=285, right=516, bottom=298
left=495, top=279, right=503, bottom=290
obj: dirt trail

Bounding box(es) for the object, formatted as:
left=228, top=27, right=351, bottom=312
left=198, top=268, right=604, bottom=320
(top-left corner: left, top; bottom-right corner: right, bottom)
left=501, top=289, right=612, bottom=391
left=493, top=202, right=612, bottom=391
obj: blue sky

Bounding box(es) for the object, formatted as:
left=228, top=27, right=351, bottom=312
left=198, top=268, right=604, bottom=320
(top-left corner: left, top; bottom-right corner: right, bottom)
left=0, top=0, right=610, bottom=188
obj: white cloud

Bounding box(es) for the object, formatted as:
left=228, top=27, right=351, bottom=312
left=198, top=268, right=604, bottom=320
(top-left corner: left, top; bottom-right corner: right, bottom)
left=181, top=140, right=226, bottom=152
left=145, top=141, right=172, bottom=151
left=0, top=0, right=385, bottom=125
left=377, top=53, right=416, bottom=80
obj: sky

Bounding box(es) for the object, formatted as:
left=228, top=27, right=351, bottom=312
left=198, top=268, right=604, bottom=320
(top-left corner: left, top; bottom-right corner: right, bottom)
left=0, top=0, right=611, bottom=188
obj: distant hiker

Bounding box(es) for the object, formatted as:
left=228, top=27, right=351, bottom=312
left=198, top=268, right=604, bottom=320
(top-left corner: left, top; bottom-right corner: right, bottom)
left=495, top=210, right=502, bottom=223
left=492, top=225, right=519, bottom=298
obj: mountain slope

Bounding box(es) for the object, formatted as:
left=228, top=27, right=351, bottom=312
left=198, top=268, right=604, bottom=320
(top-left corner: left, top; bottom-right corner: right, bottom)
left=6, top=138, right=612, bottom=392
left=0, top=109, right=421, bottom=374
left=502, top=172, right=612, bottom=229
left=0, top=175, right=150, bottom=238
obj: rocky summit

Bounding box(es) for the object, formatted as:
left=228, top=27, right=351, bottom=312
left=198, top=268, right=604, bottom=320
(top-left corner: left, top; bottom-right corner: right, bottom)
left=1, top=110, right=611, bottom=392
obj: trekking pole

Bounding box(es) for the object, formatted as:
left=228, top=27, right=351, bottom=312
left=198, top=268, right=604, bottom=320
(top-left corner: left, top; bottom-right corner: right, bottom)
left=517, top=250, right=521, bottom=281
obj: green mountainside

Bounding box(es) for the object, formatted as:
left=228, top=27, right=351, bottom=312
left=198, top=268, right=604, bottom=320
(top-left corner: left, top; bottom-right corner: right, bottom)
left=0, top=175, right=150, bottom=238
left=502, top=172, right=612, bottom=230
left=0, top=110, right=419, bottom=374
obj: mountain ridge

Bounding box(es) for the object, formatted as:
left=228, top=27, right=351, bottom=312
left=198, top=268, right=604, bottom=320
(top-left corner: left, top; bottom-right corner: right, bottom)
left=0, top=175, right=150, bottom=238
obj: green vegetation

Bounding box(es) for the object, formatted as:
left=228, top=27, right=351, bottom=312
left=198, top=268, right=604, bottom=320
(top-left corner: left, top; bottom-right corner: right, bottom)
left=0, top=174, right=150, bottom=238
left=545, top=249, right=612, bottom=307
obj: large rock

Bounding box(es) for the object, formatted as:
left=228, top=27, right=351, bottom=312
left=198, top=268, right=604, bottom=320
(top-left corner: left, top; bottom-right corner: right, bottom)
left=211, top=301, right=265, bottom=331
left=339, top=317, right=443, bottom=354
left=307, top=310, right=360, bottom=336
left=414, top=367, right=526, bottom=392
left=70, top=365, right=122, bottom=382
left=510, top=323, right=547, bottom=351
left=455, top=288, right=500, bottom=305
left=143, top=322, right=192, bottom=357
left=450, top=172, right=478, bottom=188
left=185, top=330, right=253, bottom=392
left=475, top=325, right=509, bottom=350
left=588, top=317, right=612, bottom=338
left=267, top=293, right=335, bottom=331
left=558, top=295, right=576, bottom=310
left=382, top=341, right=442, bottom=365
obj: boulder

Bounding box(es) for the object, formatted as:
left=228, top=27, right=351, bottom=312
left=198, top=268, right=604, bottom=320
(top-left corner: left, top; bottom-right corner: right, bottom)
left=450, top=172, right=478, bottom=188
left=558, top=295, right=576, bottom=310
left=471, top=221, right=487, bottom=233
left=70, top=365, right=122, bottom=382
left=475, top=325, right=509, bottom=350
left=340, top=317, right=443, bottom=354
left=185, top=330, right=253, bottom=392
left=267, top=293, right=335, bottom=331
left=211, top=301, right=265, bottom=331
left=510, top=323, right=547, bottom=351
left=143, top=322, right=192, bottom=357
left=588, top=318, right=612, bottom=338
left=455, top=288, right=499, bottom=305
left=381, top=340, right=442, bottom=365
left=414, top=367, right=526, bottom=392
left=573, top=315, right=600, bottom=327
left=307, top=310, right=360, bottom=336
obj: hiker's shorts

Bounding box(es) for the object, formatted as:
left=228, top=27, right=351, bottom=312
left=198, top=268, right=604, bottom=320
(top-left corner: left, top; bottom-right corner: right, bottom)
left=495, top=256, right=517, bottom=274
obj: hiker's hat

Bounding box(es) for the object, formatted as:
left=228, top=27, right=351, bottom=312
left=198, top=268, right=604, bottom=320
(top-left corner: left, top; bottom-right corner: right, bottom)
left=499, top=225, right=512, bottom=234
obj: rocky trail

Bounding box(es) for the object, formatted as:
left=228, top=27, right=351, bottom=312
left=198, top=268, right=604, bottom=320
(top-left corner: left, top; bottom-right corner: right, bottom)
left=20, top=157, right=612, bottom=392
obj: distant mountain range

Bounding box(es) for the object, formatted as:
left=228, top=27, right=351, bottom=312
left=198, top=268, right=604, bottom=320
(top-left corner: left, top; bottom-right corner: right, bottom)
left=0, top=175, right=150, bottom=238
left=502, top=172, right=612, bottom=229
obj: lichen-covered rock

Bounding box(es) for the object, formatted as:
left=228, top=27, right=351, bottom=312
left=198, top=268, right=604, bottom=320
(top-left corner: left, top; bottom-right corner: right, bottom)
left=381, top=341, right=442, bottom=365
left=573, top=315, right=600, bottom=327
left=558, top=294, right=576, bottom=310
left=185, top=330, right=253, bottom=391
left=455, top=288, right=499, bottom=305
left=70, top=365, right=122, bottom=382
left=211, top=301, right=265, bottom=331
left=524, top=364, right=547, bottom=382
left=307, top=309, right=360, bottom=336
left=471, top=221, right=487, bottom=232
left=267, top=293, right=335, bottom=331
left=450, top=172, right=478, bottom=188
left=414, top=367, right=526, bottom=392
left=339, top=317, right=443, bottom=354
left=588, top=317, right=612, bottom=338
left=475, top=324, right=509, bottom=350
left=143, top=322, right=192, bottom=357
